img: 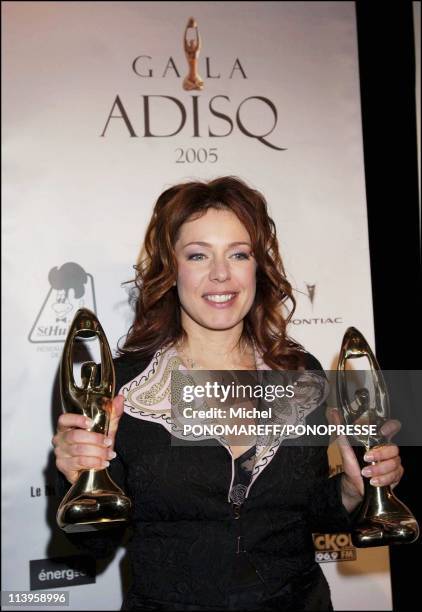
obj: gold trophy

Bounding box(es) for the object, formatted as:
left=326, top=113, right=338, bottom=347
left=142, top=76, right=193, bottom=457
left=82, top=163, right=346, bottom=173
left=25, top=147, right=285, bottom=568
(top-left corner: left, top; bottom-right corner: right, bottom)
left=183, top=17, right=204, bottom=91
left=337, top=327, right=419, bottom=547
left=56, top=308, right=131, bottom=532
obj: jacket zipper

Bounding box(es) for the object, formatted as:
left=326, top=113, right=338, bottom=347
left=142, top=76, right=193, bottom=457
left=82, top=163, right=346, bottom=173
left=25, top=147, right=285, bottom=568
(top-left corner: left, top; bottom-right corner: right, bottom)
left=221, top=439, right=273, bottom=597
left=231, top=500, right=272, bottom=595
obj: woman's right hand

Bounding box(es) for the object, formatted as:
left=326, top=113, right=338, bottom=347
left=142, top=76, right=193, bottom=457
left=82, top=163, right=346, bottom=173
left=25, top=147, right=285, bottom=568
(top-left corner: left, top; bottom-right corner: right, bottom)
left=52, top=395, right=125, bottom=484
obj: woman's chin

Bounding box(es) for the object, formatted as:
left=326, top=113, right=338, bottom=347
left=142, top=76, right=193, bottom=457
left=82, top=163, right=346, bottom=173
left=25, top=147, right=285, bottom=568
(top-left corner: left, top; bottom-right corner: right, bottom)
left=181, top=303, right=249, bottom=332
left=199, top=315, right=244, bottom=331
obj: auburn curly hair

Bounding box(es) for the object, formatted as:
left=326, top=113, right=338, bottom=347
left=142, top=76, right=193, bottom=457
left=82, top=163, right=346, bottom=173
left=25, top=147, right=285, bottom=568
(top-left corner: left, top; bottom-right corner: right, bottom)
left=118, top=176, right=305, bottom=370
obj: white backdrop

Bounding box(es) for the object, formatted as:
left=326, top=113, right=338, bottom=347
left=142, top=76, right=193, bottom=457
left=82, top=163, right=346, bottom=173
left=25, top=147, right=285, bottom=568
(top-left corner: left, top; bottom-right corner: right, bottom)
left=2, top=2, right=391, bottom=610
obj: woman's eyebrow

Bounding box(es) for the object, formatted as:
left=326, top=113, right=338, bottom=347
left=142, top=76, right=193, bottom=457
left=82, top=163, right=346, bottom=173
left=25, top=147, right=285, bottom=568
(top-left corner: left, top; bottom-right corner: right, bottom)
left=182, top=241, right=252, bottom=248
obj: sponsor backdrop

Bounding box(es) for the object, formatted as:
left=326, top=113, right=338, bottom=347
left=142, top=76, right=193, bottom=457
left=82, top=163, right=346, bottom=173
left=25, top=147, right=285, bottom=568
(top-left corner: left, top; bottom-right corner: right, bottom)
left=3, top=1, right=391, bottom=610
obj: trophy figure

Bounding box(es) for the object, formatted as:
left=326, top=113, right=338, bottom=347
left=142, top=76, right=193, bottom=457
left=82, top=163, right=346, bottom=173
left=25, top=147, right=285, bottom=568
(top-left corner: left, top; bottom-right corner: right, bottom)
left=56, top=308, right=131, bottom=532
left=183, top=17, right=204, bottom=91
left=336, top=326, right=419, bottom=547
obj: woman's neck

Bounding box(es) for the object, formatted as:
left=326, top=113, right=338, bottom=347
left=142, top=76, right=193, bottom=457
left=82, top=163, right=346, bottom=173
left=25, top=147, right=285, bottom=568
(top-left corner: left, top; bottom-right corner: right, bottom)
left=178, top=318, right=254, bottom=369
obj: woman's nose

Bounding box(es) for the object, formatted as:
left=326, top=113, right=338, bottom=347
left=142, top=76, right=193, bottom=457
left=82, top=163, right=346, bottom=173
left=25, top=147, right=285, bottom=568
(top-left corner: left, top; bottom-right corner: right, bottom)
left=209, top=258, right=231, bottom=282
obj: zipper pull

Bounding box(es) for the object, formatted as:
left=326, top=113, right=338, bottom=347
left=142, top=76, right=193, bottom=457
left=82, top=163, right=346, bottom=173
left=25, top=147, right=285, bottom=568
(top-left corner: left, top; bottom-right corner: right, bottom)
left=236, top=535, right=245, bottom=554
left=232, top=503, right=241, bottom=519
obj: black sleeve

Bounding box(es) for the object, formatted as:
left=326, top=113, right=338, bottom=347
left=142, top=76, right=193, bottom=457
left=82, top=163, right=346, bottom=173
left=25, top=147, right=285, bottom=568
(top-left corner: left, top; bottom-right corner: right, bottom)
left=305, top=449, right=353, bottom=533
left=302, top=352, right=355, bottom=533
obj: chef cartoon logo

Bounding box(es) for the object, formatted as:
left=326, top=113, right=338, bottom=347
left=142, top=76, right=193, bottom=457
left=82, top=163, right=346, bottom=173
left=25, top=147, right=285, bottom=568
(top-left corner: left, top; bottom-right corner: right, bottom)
left=28, top=262, right=96, bottom=343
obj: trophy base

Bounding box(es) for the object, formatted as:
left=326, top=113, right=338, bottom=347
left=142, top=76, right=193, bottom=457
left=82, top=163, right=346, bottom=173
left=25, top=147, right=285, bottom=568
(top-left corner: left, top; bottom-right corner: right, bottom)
left=61, top=518, right=128, bottom=533
left=351, top=481, right=420, bottom=547
left=57, top=492, right=132, bottom=533
left=352, top=516, right=420, bottom=548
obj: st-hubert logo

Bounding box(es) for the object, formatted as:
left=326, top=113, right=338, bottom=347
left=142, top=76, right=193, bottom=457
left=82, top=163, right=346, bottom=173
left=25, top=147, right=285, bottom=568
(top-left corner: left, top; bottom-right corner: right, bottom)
left=28, top=262, right=96, bottom=343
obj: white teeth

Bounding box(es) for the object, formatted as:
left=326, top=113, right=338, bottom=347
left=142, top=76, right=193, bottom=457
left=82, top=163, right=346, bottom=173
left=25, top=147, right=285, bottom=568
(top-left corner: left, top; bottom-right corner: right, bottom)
left=204, top=293, right=236, bottom=303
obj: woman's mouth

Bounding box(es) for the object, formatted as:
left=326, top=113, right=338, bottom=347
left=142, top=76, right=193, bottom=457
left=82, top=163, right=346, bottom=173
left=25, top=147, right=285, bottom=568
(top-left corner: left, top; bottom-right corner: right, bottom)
left=202, top=292, right=238, bottom=308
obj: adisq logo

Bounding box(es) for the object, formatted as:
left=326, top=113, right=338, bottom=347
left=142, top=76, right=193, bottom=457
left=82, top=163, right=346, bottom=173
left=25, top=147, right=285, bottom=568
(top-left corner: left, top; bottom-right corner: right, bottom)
left=100, top=17, right=286, bottom=152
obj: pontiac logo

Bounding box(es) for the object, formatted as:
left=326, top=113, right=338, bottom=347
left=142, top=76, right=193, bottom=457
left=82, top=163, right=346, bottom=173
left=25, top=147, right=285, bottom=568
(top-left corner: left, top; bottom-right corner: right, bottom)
left=305, top=283, right=316, bottom=307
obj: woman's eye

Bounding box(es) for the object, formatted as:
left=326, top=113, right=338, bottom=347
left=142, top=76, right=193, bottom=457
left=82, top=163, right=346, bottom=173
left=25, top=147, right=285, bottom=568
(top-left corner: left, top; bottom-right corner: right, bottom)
left=186, top=251, right=252, bottom=261
left=231, top=252, right=251, bottom=260
left=187, top=253, right=206, bottom=261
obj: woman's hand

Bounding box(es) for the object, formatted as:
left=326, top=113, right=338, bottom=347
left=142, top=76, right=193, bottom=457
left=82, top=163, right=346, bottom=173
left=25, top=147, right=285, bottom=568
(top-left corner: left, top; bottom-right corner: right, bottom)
left=328, top=408, right=404, bottom=513
left=52, top=395, right=125, bottom=484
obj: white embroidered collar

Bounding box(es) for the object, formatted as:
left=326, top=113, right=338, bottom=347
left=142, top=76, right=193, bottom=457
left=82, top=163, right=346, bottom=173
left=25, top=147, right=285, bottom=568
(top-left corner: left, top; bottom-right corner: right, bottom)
left=119, top=344, right=327, bottom=502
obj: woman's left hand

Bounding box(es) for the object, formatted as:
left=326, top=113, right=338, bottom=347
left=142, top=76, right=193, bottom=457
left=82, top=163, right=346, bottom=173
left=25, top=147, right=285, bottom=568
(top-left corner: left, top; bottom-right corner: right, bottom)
left=328, top=409, right=404, bottom=513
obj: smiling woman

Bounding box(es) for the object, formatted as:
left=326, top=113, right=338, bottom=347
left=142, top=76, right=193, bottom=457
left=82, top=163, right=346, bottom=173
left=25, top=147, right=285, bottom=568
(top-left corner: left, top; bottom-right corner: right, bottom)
left=173, top=209, right=258, bottom=367
left=120, top=175, right=304, bottom=371
left=54, top=175, right=404, bottom=611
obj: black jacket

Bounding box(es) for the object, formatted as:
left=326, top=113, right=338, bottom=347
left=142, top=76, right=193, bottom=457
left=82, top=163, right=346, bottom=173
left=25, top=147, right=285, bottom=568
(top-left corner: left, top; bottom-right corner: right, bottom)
left=56, top=352, right=353, bottom=611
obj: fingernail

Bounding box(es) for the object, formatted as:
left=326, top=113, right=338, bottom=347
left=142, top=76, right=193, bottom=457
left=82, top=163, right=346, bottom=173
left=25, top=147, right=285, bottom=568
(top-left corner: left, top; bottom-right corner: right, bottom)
left=108, top=450, right=117, bottom=460
left=104, top=438, right=113, bottom=447
left=361, top=467, right=372, bottom=476
left=370, top=477, right=380, bottom=486
left=85, top=418, right=94, bottom=428
left=103, top=461, right=110, bottom=468
left=364, top=453, right=374, bottom=462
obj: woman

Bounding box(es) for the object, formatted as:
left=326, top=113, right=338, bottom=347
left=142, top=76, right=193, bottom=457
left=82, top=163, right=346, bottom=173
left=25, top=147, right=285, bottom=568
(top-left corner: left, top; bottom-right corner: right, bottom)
left=54, top=176, right=403, bottom=611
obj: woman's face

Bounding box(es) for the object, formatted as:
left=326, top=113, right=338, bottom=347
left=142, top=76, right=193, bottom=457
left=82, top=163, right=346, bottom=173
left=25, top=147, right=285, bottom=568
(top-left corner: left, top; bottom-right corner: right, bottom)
left=174, top=208, right=257, bottom=332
